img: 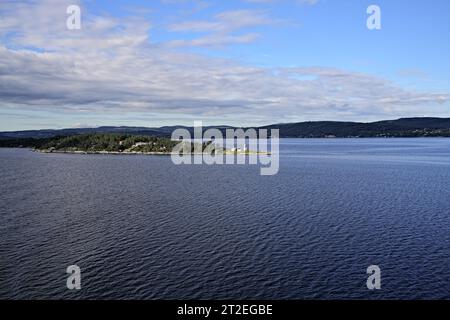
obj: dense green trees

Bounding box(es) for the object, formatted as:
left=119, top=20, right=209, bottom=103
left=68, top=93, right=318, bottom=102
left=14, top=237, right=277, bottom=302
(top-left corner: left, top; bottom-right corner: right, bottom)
left=0, top=133, right=220, bottom=153
left=36, top=133, right=180, bottom=152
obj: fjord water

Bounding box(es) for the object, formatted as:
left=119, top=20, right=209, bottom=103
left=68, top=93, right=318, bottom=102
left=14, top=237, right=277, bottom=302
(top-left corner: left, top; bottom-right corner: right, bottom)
left=1, top=138, right=449, bottom=299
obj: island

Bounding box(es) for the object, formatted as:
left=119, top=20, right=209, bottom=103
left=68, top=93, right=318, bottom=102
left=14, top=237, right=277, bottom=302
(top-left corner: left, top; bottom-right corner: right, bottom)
left=35, top=134, right=182, bottom=155
left=0, top=133, right=264, bottom=155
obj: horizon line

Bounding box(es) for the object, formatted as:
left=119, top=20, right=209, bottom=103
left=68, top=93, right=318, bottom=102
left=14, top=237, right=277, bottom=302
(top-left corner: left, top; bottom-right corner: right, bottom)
left=1, top=116, right=450, bottom=133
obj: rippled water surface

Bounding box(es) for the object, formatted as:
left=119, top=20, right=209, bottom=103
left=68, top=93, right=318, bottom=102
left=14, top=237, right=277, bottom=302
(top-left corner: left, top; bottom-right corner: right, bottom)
left=1, top=138, right=450, bottom=299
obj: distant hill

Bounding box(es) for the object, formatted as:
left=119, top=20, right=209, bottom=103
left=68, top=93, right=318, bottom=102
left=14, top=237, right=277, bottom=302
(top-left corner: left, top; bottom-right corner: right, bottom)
left=261, top=117, right=450, bottom=137
left=1, top=118, right=450, bottom=140
left=0, top=126, right=169, bottom=139
left=0, top=125, right=234, bottom=139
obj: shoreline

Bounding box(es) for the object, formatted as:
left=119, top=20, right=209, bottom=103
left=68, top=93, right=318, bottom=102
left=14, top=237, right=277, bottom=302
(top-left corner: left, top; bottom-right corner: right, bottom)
left=35, top=149, right=173, bottom=156
left=33, top=149, right=270, bottom=156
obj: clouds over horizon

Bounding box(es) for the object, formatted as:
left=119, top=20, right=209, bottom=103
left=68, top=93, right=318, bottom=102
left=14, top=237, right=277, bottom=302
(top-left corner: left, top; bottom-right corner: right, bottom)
left=0, top=0, right=449, bottom=129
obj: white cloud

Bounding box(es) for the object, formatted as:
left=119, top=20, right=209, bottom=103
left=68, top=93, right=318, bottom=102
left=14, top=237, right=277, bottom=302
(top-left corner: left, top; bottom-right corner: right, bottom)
left=167, top=9, right=273, bottom=47
left=0, top=0, right=448, bottom=127
left=169, top=9, right=273, bottom=32
left=243, top=0, right=319, bottom=5
left=296, top=0, right=319, bottom=5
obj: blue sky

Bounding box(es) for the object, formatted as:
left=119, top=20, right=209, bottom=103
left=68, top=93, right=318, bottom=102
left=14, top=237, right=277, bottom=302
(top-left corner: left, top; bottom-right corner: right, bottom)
left=0, top=0, right=449, bottom=130
left=85, top=0, right=450, bottom=87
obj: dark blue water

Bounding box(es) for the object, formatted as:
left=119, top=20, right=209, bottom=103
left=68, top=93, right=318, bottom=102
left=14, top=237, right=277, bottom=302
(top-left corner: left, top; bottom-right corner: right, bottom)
left=1, top=138, right=450, bottom=299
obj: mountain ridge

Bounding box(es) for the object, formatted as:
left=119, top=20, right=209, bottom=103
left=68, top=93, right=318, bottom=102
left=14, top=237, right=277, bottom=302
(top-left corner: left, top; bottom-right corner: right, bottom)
left=1, top=117, right=450, bottom=139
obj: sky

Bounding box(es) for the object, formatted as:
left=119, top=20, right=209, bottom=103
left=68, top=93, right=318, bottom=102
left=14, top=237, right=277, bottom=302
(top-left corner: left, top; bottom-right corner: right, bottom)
left=0, top=0, right=449, bottom=130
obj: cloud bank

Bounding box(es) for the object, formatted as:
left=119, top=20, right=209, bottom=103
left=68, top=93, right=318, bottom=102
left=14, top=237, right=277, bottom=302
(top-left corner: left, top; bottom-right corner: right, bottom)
left=0, top=0, right=448, bottom=128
